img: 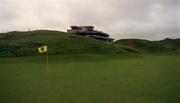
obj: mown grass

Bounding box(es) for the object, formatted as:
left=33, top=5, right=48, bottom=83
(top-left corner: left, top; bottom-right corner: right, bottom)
left=0, top=54, right=180, bottom=103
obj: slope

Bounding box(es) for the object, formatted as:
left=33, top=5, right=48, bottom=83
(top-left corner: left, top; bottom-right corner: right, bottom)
left=114, top=39, right=175, bottom=53
left=156, top=38, right=180, bottom=49
left=0, top=30, right=137, bottom=57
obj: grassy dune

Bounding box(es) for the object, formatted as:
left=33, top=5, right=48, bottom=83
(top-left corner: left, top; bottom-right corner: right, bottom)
left=0, top=30, right=137, bottom=57
left=0, top=54, right=180, bottom=103
left=1, top=30, right=179, bottom=58
left=115, top=39, right=175, bottom=53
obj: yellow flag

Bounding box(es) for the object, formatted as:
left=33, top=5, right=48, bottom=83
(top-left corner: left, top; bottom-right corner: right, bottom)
left=38, top=46, right=48, bottom=53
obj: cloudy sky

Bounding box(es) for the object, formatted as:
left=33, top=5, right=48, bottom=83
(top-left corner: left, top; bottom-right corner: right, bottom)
left=0, top=0, right=180, bottom=40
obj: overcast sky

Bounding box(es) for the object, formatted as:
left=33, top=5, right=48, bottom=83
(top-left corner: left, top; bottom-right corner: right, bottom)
left=0, top=0, right=180, bottom=40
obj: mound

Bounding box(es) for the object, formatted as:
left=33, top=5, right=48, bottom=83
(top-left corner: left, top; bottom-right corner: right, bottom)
left=114, top=39, right=174, bottom=53
left=156, top=38, right=180, bottom=49
left=0, top=30, right=137, bottom=57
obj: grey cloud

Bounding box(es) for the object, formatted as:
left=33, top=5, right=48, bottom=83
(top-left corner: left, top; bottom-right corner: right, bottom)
left=0, top=0, right=180, bottom=40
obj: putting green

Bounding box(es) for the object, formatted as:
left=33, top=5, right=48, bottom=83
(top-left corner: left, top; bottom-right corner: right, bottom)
left=0, top=54, right=180, bottom=103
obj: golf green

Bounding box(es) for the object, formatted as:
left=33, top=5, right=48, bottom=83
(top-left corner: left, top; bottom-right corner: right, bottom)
left=0, top=54, right=180, bottom=103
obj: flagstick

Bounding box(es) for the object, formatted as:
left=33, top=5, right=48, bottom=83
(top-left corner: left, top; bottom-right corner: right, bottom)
left=46, top=51, right=49, bottom=78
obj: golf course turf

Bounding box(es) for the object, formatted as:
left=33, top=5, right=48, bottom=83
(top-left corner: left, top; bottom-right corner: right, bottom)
left=0, top=54, right=180, bottom=103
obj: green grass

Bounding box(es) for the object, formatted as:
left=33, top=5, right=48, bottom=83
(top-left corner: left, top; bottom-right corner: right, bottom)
left=0, top=30, right=138, bottom=57
left=1, top=30, right=180, bottom=58
left=0, top=54, right=180, bottom=103
left=115, top=39, right=175, bottom=53
left=156, top=38, right=180, bottom=49
left=1, top=30, right=180, bottom=103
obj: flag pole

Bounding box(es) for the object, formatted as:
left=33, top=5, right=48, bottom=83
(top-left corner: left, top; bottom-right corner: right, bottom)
left=46, top=50, right=49, bottom=78
left=38, top=45, right=49, bottom=78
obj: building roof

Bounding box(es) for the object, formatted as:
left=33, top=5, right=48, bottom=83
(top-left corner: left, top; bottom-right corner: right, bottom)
left=71, top=26, right=94, bottom=29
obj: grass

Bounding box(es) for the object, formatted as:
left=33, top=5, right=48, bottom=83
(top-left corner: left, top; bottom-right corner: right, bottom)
left=0, top=30, right=138, bottom=57
left=2, top=30, right=179, bottom=58
left=115, top=39, right=175, bottom=53
left=0, top=54, right=180, bottom=103
left=1, top=30, right=180, bottom=103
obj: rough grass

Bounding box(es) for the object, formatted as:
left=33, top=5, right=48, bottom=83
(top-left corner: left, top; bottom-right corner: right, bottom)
left=1, top=30, right=179, bottom=57
left=156, top=38, right=180, bottom=49
left=0, top=54, right=180, bottom=103
left=0, top=30, right=137, bottom=57
left=115, top=39, right=175, bottom=53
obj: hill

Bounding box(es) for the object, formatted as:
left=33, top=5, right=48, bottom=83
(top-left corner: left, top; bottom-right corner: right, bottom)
left=114, top=39, right=176, bottom=53
left=156, top=38, right=180, bottom=49
left=1, top=30, right=179, bottom=57
left=0, top=30, right=137, bottom=57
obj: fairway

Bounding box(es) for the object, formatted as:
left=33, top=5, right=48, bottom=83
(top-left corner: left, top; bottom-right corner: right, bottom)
left=0, top=54, right=180, bottom=103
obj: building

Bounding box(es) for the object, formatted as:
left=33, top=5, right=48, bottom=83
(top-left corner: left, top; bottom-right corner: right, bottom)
left=67, top=26, right=114, bottom=42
